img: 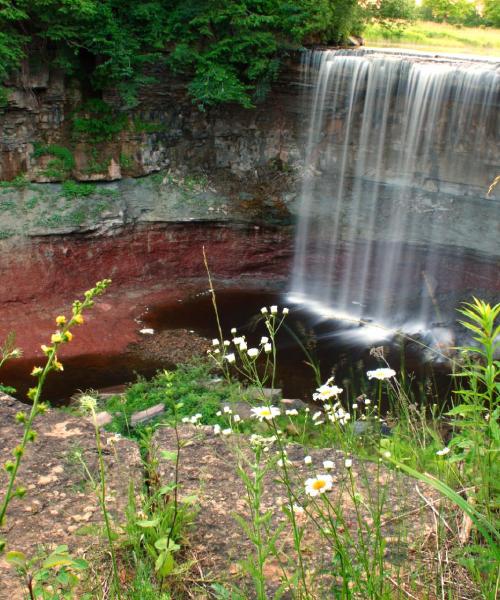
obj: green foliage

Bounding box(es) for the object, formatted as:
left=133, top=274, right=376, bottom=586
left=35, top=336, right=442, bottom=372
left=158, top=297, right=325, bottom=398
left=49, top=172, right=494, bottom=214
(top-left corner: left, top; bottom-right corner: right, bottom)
left=0, top=383, right=16, bottom=394
left=119, top=153, right=134, bottom=170
left=61, top=180, right=96, bottom=199
left=419, top=0, right=483, bottom=26
left=33, top=144, right=75, bottom=180
left=103, top=362, right=239, bottom=436
left=363, top=19, right=500, bottom=54
left=450, top=299, right=499, bottom=516
left=484, top=0, right=500, bottom=27
left=0, top=0, right=363, bottom=109
left=368, top=0, right=417, bottom=35
left=0, top=174, right=29, bottom=189
left=72, top=99, right=127, bottom=143
left=0, top=86, right=9, bottom=108
left=5, top=545, right=90, bottom=600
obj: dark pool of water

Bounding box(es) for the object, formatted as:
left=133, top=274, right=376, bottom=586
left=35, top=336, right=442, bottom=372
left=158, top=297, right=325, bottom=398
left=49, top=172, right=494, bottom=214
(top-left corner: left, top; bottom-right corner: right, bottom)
left=1, top=290, right=452, bottom=405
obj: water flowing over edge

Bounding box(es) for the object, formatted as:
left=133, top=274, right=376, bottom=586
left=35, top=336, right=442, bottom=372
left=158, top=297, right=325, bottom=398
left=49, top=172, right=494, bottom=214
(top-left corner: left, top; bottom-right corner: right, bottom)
left=289, top=49, right=500, bottom=344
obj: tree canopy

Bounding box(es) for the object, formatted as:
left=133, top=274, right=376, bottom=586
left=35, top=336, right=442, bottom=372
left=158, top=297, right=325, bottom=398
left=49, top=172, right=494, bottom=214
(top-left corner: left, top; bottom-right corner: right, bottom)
left=0, top=0, right=362, bottom=108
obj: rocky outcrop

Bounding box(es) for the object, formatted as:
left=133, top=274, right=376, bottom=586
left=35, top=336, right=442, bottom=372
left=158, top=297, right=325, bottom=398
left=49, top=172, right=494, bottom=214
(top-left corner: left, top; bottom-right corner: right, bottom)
left=0, top=177, right=294, bottom=378
left=0, top=56, right=303, bottom=183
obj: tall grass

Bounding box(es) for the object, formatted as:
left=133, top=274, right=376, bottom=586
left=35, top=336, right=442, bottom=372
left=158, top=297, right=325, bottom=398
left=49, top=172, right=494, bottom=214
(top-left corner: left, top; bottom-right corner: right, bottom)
left=363, top=20, right=500, bottom=55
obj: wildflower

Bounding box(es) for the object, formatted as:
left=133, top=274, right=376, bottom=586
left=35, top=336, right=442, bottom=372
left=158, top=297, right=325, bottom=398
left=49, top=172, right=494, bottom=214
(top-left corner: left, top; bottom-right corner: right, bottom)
left=80, top=395, right=97, bottom=413
left=352, top=403, right=358, bottom=409
left=367, top=368, right=396, bottom=381
left=239, top=341, right=248, bottom=351
left=314, top=420, right=324, bottom=426
left=222, top=428, right=232, bottom=436
left=233, top=336, right=244, bottom=345
left=250, top=434, right=276, bottom=450
left=53, top=360, right=64, bottom=372
left=64, top=331, right=73, bottom=342
left=285, top=409, right=298, bottom=416
left=383, top=451, right=391, bottom=458
left=31, top=366, right=43, bottom=376
left=261, top=307, right=268, bottom=314
left=51, top=333, right=63, bottom=344
left=223, top=406, right=232, bottom=414
left=73, top=314, right=84, bottom=325
left=323, top=460, right=334, bottom=470
left=233, top=414, right=241, bottom=423
left=270, top=305, right=278, bottom=314
left=223, top=340, right=230, bottom=346
left=213, top=348, right=220, bottom=354
left=212, top=339, right=220, bottom=346
left=247, top=348, right=259, bottom=358
left=213, top=424, right=221, bottom=435
left=260, top=336, right=269, bottom=344
left=283, top=307, right=289, bottom=315
left=305, top=474, right=333, bottom=497
left=264, top=343, right=272, bottom=353
left=181, top=417, right=190, bottom=423
left=312, top=411, right=322, bottom=421
left=251, top=406, right=281, bottom=421
left=313, top=381, right=343, bottom=401
left=292, top=503, right=304, bottom=515
left=55, top=315, right=66, bottom=326
left=304, top=455, right=312, bottom=465
left=225, top=353, right=236, bottom=363
left=216, top=410, right=222, bottom=417
left=231, top=327, right=237, bottom=334
left=41, top=344, right=51, bottom=355
left=365, top=399, right=371, bottom=405
left=345, top=458, right=353, bottom=469
left=436, top=447, right=450, bottom=456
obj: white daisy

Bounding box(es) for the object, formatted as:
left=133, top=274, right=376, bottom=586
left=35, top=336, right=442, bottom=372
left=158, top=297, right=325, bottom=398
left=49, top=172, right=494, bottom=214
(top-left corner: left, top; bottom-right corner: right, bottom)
left=305, top=474, right=334, bottom=497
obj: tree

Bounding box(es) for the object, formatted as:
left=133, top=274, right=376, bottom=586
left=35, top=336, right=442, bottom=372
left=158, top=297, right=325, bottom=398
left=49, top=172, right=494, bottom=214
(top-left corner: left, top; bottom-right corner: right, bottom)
left=0, top=0, right=364, bottom=108
left=483, top=0, right=500, bottom=27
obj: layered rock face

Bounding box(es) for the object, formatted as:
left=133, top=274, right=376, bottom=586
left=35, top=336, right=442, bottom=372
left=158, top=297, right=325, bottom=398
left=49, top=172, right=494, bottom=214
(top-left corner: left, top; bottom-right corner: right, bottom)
left=0, top=57, right=303, bottom=182
left=0, top=50, right=499, bottom=370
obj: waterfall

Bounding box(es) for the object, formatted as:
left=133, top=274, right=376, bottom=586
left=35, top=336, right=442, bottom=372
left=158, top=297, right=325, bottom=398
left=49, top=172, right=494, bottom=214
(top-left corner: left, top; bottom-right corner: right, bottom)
left=290, top=49, right=500, bottom=339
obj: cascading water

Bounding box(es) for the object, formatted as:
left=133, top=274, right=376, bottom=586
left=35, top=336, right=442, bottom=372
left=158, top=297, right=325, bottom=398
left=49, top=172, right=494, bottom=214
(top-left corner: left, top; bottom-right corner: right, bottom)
left=290, top=49, right=500, bottom=340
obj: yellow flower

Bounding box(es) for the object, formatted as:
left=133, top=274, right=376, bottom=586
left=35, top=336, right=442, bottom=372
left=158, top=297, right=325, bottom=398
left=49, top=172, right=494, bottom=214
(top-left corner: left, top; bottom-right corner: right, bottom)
left=31, top=366, right=43, bottom=377
left=53, top=360, right=64, bottom=372
left=55, top=315, right=66, bottom=326
left=41, top=344, right=51, bottom=355
left=51, top=333, right=63, bottom=344
left=64, top=331, right=73, bottom=342
left=73, top=314, right=84, bottom=325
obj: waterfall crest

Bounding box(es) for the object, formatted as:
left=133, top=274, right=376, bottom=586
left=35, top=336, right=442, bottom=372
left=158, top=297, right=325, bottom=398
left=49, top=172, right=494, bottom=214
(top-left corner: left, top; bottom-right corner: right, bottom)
left=290, top=49, right=500, bottom=337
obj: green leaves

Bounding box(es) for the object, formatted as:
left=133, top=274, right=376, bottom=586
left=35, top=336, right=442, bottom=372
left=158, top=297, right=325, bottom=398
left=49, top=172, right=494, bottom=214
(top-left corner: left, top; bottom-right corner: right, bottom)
left=0, top=0, right=363, bottom=107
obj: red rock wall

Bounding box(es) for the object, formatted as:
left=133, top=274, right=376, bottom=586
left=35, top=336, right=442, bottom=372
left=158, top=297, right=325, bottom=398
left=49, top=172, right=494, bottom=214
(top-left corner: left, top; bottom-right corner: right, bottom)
left=0, top=223, right=293, bottom=362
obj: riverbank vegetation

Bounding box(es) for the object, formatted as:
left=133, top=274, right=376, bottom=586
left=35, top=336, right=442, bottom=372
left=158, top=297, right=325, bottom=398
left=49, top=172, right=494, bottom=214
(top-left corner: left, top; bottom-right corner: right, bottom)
left=1, top=0, right=497, bottom=114
left=364, top=20, right=500, bottom=55
left=1, top=284, right=498, bottom=598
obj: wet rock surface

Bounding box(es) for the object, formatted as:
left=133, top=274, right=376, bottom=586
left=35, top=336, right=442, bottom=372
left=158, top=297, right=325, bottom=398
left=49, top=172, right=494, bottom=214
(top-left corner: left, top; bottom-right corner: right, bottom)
left=0, top=393, right=142, bottom=599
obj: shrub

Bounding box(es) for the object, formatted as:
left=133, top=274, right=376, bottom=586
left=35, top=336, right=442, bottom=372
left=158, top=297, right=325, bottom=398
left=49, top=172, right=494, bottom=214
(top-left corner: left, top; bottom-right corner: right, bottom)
left=32, top=144, right=75, bottom=180
left=72, top=99, right=127, bottom=143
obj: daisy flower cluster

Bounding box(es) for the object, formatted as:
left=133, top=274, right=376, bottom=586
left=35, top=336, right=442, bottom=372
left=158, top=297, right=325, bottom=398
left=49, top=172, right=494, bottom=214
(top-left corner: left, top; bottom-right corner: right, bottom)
left=310, top=376, right=351, bottom=427
left=212, top=405, right=243, bottom=436
left=206, top=305, right=289, bottom=372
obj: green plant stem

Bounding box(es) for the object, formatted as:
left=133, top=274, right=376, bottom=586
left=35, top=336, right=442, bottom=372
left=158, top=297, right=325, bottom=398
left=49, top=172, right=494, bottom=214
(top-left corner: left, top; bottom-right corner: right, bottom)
left=91, top=409, right=122, bottom=600
left=165, top=419, right=181, bottom=553
left=0, top=350, right=55, bottom=529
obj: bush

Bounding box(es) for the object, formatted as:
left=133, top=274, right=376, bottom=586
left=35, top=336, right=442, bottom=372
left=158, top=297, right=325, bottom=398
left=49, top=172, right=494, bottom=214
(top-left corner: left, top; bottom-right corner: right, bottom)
left=32, top=144, right=75, bottom=180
